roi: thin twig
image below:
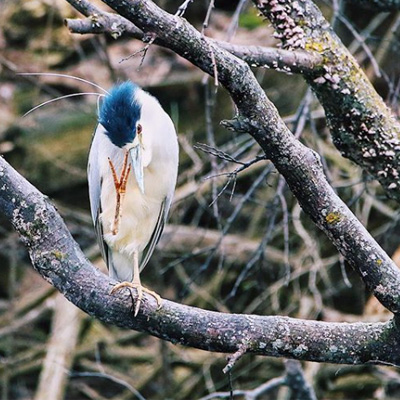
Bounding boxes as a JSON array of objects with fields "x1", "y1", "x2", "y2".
[
  {"x1": 195, "y1": 143, "x2": 246, "y2": 165},
  {"x1": 226, "y1": 0, "x2": 248, "y2": 41},
  {"x1": 223, "y1": 342, "x2": 249, "y2": 374},
  {"x1": 201, "y1": 0, "x2": 218, "y2": 87},
  {"x1": 176, "y1": 0, "x2": 194, "y2": 16}
]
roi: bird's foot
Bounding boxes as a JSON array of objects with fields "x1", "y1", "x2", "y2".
[{"x1": 110, "y1": 281, "x2": 163, "y2": 316}]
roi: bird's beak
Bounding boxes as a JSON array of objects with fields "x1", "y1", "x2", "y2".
[{"x1": 129, "y1": 141, "x2": 145, "y2": 194}]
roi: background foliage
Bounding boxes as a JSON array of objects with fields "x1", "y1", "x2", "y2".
[{"x1": 1, "y1": 0, "x2": 400, "y2": 398}]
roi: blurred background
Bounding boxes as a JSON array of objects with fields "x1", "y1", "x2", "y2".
[{"x1": 1, "y1": 0, "x2": 400, "y2": 399}]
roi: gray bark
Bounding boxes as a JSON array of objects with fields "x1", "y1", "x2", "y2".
[{"x1": 1, "y1": 155, "x2": 400, "y2": 366}]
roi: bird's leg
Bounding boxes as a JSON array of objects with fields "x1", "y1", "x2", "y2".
[
  {"x1": 108, "y1": 151, "x2": 131, "y2": 235},
  {"x1": 131, "y1": 251, "x2": 163, "y2": 316},
  {"x1": 116, "y1": 154, "x2": 131, "y2": 233},
  {"x1": 110, "y1": 251, "x2": 163, "y2": 317}
]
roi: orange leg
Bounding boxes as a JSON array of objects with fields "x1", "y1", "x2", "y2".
[{"x1": 108, "y1": 151, "x2": 131, "y2": 235}]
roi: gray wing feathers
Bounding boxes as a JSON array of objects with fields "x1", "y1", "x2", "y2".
[
  {"x1": 139, "y1": 196, "x2": 171, "y2": 271},
  {"x1": 88, "y1": 125, "x2": 102, "y2": 223},
  {"x1": 94, "y1": 208, "x2": 109, "y2": 266},
  {"x1": 88, "y1": 124, "x2": 110, "y2": 268}
]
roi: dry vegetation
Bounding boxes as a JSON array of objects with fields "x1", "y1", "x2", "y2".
[{"x1": 1, "y1": 0, "x2": 400, "y2": 399}]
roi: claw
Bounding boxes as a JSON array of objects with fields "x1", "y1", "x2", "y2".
[{"x1": 110, "y1": 281, "x2": 163, "y2": 316}]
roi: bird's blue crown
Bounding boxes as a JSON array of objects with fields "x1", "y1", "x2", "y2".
[{"x1": 99, "y1": 81, "x2": 141, "y2": 148}]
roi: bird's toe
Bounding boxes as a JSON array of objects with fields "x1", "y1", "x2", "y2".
[
  {"x1": 109, "y1": 281, "x2": 162, "y2": 316},
  {"x1": 109, "y1": 280, "x2": 135, "y2": 295}
]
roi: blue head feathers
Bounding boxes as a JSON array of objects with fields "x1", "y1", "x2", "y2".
[{"x1": 99, "y1": 81, "x2": 141, "y2": 148}]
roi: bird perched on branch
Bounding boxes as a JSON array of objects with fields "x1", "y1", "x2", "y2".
[{"x1": 88, "y1": 81, "x2": 179, "y2": 316}]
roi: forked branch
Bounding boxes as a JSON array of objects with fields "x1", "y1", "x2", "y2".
[
  {"x1": 83, "y1": 0, "x2": 400, "y2": 315},
  {"x1": 1, "y1": 157, "x2": 400, "y2": 366}
]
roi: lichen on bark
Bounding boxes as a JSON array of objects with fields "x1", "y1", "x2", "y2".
[{"x1": 255, "y1": 0, "x2": 400, "y2": 202}]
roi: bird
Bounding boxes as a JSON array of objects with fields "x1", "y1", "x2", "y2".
[{"x1": 88, "y1": 81, "x2": 179, "y2": 316}]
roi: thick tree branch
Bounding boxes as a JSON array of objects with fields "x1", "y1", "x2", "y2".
[
  {"x1": 64, "y1": 1, "x2": 323, "y2": 75},
  {"x1": 254, "y1": 0, "x2": 400, "y2": 202},
  {"x1": 216, "y1": 42, "x2": 323, "y2": 74},
  {"x1": 1, "y1": 157, "x2": 400, "y2": 366}
]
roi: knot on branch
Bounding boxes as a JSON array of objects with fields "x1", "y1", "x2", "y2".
[
  {"x1": 65, "y1": 15, "x2": 126, "y2": 39},
  {"x1": 221, "y1": 117, "x2": 252, "y2": 134}
]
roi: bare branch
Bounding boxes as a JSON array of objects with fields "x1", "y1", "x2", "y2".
[
  {"x1": 1, "y1": 156, "x2": 400, "y2": 366},
  {"x1": 176, "y1": 0, "x2": 194, "y2": 17},
  {"x1": 216, "y1": 42, "x2": 323, "y2": 74},
  {"x1": 223, "y1": 342, "x2": 249, "y2": 374},
  {"x1": 65, "y1": 0, "x2": 142, "y2": 39},
  {"x1": 64, "y1": 1, "x2": 323, "y2": 75},
  {"x1": 194, "y1": 143, "x2": 246, "y2": 165}
]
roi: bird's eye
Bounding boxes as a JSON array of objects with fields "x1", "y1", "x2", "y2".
[{"x1": 137, "y1": 124, "x2": 142, "y2": 134}]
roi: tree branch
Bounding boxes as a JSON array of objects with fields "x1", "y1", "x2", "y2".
[
  {"x1": 1, "y1": 156, "x2": 400, "y2": 366},
  {"x1": 254, "y1": 0, "x2": 400, "y2": 202},
  {"x1": 80, "y1": 0, "x2": 400, "y2": 314},
  {"x1": 64, "y1": 0, "x2": 323, "y2": 75},
  {"x1": 65, "y1": 2, "x2": 143, "y2": 39},
  {"x1": 216, "y1": 42, "x2": 323, "y2": 75}
]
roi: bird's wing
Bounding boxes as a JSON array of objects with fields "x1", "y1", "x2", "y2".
[
  {"x1": 94, "y1": 203, "x2": 110, "y2": 267},
  {"x1": 88, "y1": 124, "x2": 109, "y2": 267},
  {"x1": 139, "y1": 195, "x2": 171, "y2": 271}
]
